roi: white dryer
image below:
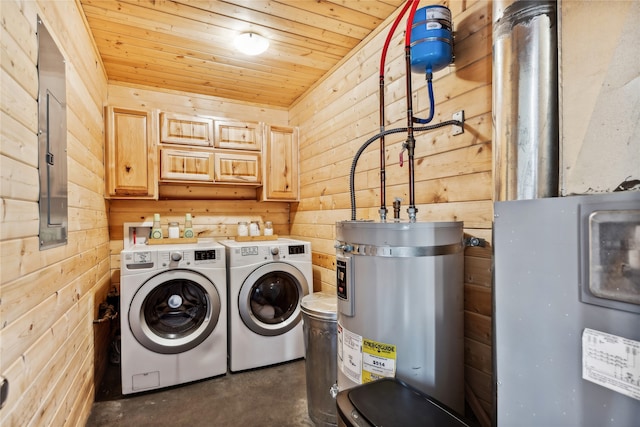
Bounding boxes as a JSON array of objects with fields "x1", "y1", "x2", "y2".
[
  {"x1": 220, "y1": 238, "x2": 312, "y2": 372},
  {"x1": 120, "y1": 240, "x2": 227, "y2": 395}
]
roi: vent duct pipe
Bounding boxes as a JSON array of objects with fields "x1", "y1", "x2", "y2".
[{"x1": 492, "y1": 0, "x2": 559, "y2": 201}]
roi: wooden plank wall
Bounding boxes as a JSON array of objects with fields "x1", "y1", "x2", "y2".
[
  {"x1": 289, "y1": 0, "x2": 494, "y2": 421},
  {"x1": 106, "y1": 84, "x2": 292, "y2": 293},
  {"x1": 0, "y1": 0, "x2": 109, "y2": 426}
]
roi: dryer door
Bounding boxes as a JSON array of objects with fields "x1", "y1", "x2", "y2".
[
  {"x1": 129, "y1": 269, "x2": 222, "y2": 354},
  {"x1": 239, "y1": 262, "x2": 309, "y2": 336}
]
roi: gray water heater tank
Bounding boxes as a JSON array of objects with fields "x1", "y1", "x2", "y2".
[{"x1": 335, "y1": 220, "x2": 464, "y2": 414}]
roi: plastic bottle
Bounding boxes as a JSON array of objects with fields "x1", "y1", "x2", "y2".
[
  {"x1": 168, "y1": 222, "x2": 180, "y2": 238},
  {"x1": 264, "y1": 221, "x2": 273, "y2": 236},
  {"x1": 184, "y1": 213, "x2": 194, "y2": 239},
  {"x1": 238, "y1": 221, "x2": 249, "y2": 236},
  {"x1": 249, "y1": 221, "x2": 260, "y2": 236},
  {"x1": 151, "y1": 213, "x2": 163, "y2": 239}
]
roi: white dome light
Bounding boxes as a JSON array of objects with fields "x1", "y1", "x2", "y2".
[{"x1": 234, "y1": 33, "x2": 269, "y2": 56}]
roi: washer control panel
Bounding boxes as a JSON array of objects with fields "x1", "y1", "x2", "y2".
[
  {"x1": 195, "y1": 249, "x2": 218, "y2": 262},
  {"x1": 156, "y1": 249, "x2": 222, "y2": 267},
  {"x1": 132, "y1": 251, "x2": 152, "y2": 264},
  {"x1": 122, "y1": 250, "x2": 156, "y2": 271},
  {"x1": 159, "y1": 250, "x2": 191, "y2": 267},
  {"x1": 122, "y1": 245, "x2": 224, "y2": 273}
]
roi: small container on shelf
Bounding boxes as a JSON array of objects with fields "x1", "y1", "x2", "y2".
[
  {"x1": 151, "y1": 213, "x2": 163, "y2": 240},
  {"x1": 168, "y1": 222, "x2": 180, "y2": 239},
  {"x1": 249, "y1": 221, "x2": 260, "y2": 236},
  {"x1": 184, "y1": 213, "x2": 194, "y2": 238},
  {"x1": 264, "y1": 221, "x2": 273, "y2": 236},
  {"x1": 238, "y1": 221, "x2": 249, "y2": 237}
]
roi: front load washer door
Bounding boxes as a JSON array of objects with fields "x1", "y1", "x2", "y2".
[
  {"x1": 239, "y1": 262, "x2": 309, "y2": 336},
  {"x1": 129, "y1": 269, "x2": 221, "y2": 354}
]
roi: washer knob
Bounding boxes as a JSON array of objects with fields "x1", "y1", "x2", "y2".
[
  {"x1": 171, "y1": 252, "x2": 182, "y2": 261},
  {"x1": 270, "y1": 247, "x2": 279, "y2": 255}
]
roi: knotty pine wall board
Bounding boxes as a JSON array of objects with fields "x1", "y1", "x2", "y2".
[
  {"x1": 0, "y1": 112, "x2": 39, "y2": 168},
  {"x1": 108, "y1": 199, "x2": 290, "y2": 238},
  {"x1": 1, "y1": 307, "x2": 91, "y2": 427},
  {"x1": 0, "y1": 1, "x2": 109, "y2": 425},
  {"x1": 298, "y1": 111, "x2": 492, "y2": 204},
  {"x1": 158, "y1": 184, "x2": 259, "y2": 200},
  {"x1": 298, "y1": 172, "x2": 492, "y2": 215},
  {"x1": 466, "y1": 366, "x2": 492, "y2": 413},
  {"x1": 296, "y1": 85, "x2": 492, "y2": 201},
  {"x1": 107, "y1": 84, "x2": 288, "y2": 123},
  {"x1": 465, "y1": 338, "x2": 492, "y2": 377}
]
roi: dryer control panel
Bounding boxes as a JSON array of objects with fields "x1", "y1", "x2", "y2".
[
  {"x1": 195, "y1": 249, "x2": 218, "y2": 262},
  {"x1": 288, "y1": 244, "x2": 306, "y2": 255}
]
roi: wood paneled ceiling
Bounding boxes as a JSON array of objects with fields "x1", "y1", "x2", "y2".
[{"x1": 80, "y1": 0, "x2": 406, "y2": 108}]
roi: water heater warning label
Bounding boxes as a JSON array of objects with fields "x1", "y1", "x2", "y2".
[
  {"x1": 338, "y1": 324, "x2": 363, "y2": 384},
  {"x1": 582, "y1": 328, "x2": 640, "y2": 401},
  {"x1": 338, "y1": 323, "x2": 397, "y2": 385}
]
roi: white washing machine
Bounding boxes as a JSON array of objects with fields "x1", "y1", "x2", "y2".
[
  {"x1": 220, "y1": 238, "x2": 312, "y2": 372},
  {"x1": 120, "y1": 240, "x2": 227, "y2": 395}
]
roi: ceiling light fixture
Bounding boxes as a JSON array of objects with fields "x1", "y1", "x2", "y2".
[{"x1": 234, "y1": 32, "x2": 269, "y2": 56}]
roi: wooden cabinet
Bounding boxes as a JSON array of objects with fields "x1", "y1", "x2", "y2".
[
  {"x1": 160, "y1": 112, "x2": 213, "y2": 146},
  {"x1": 105, "y1": 106, "x2": 157, "y2": 199},
  {"x1": 106, "y1": 108, "x2": 294, "y2": 195},
  {"x1": 214, "y1": 152, "x2": 261, "y2": 183},
  {"x1": 261, "y1": 125, "x2": 299, "y2": 201},
  {"x1": 214, "y1": 120, "x2": 261, "y2": 151},
  {"x1": 160, "y1": 149, "x2": 214, "y2": 182},
  {"x1": 158, "y1": 113, "x2": 262, "y2": 186}
]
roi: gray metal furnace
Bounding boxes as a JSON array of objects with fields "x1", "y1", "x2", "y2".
[{"x1": 335, "y1": 220, "x2": 465, "y2": 414}]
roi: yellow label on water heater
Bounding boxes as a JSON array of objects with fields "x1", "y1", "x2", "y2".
[{"x1": 362, "y1": 338, "x2": 397, "y2": 383}]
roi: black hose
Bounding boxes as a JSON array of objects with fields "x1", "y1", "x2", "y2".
[{"x1": 349, "y1": 119, "x2": 463, "y2": 220}]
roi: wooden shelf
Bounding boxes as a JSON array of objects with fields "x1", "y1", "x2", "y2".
[
  {"x1": 234, "y1": 234, "x2": 278, "y2": 242},
  {"x1": 148, "y1": 237, "x2": 198, "y2": 245}
]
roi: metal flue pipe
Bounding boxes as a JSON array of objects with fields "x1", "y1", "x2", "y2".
[{"x1": 493, "y1": 0, "x2": 559, "y2": 200}]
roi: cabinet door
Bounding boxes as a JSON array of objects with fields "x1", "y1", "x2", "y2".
[
  {"x1": 214, "y1": 152, "x2": 261, "y2": 184},
  {"x1": 105, "y1": 106, "x2": 157, "y2": 198},
  {"x1": 160, "y1": 149, "x2": 215, "y2": 182},
  {"x1": 262, "y1": 125, "x2": 299, "y2": 201},
  {"x1": 161, "y1": 112, "x2": 213, "y2": 146},
  {"x1": 214, "y1": 120, "x2": 261, "y2": 151}
]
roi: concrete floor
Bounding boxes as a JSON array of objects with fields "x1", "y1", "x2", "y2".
[{"x1": 86, "y1": 359, "x2": 314, "y2": 427}]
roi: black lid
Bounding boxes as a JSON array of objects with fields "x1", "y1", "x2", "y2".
[{"x1": 347, "y1": 378, "x2": 471, "y2": 427}]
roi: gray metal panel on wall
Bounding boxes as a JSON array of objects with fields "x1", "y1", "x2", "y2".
[
  {"x1": 494, "y1": 193, "x2": 640, "y2": 426},
  {"x1": 37, "y1": 17, "x2": 68, "y2": 249}
]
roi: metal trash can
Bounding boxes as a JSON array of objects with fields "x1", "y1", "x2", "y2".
[{"x1": 301, "y1": 292, "x2": 338, "y2": 426}]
